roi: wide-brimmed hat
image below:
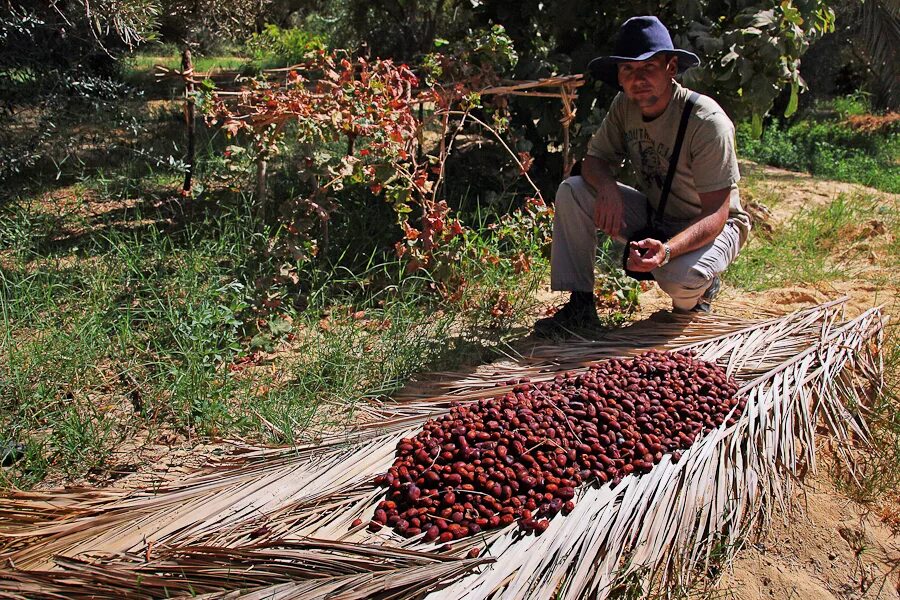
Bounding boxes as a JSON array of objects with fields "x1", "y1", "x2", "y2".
[{"x1": 588, "y1": 16, "x2": 700, "y2": 87}]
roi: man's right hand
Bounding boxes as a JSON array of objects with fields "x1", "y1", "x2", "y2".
[{"x1": 593, "y1": 185, "x2": 625, "y2": 238}]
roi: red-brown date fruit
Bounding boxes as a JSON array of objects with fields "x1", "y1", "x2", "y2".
[{"x1": 373, "y1": 350, "x2": 741, "y2": 540}]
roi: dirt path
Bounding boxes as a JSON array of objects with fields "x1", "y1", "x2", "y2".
[{"x1": 727, "y1": 474, "x2": 900, "y2": 600}]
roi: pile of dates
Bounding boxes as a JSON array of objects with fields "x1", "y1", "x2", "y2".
[{"x1": 370, "y1": 350, "x2": 745, "y2": 541}]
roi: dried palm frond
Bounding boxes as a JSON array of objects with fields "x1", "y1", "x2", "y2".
[
  {"x1": 860, "y1": 0, "x2": 900, "y2": 108},
  {"x1": 0, "y1": 542, "x2": 489, "y2": 600},
  {"x1": 0, "y1": 300, "x2": 887, "y2": 600}
]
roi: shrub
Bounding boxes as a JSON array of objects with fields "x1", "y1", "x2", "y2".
[
  {"x1": 829, "y1": 91, "x2": 871, "y2": 118},
  {"x1": 245, "y1": 25, "x2": 326, "y2": 70},
  {"x1": 737, "y1": 100, "x2": 900, "y2": 193}
]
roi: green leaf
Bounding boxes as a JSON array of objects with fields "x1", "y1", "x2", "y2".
[
  {"x1": 784, "y1": 80, "x2": 799, "y2": 118},
  {"x1": 268, "y1": 317, "x2": 292, "y2": 336},
  {"x1": 751, "y1": 112, "x2": 763, "y2": 138},
  {"x1": 250, "y1": 333, "x2": 274, "y2": 352},
  {"x1": 780, "y1": 0, "x2": 804, "y2": 26}
]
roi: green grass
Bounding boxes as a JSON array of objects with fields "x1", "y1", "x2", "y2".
[
  {"x1": 724, "y1": 192, "x2": 899, "y2": 291},
  {"x1": 0, "y1": 163, "x2": 551, "y2": 488},
  {"x1": 828, "y1": 92, "x2": 872, "y2": 119},
  {"x1": 0, "y1": 69, "x2": 561, "y2": 488},
  {"x1": 122, "y1": 25, "x2": 324, "y2": 81},
  {"x1": 123, "y1": 53, "x2": 249, "y2": 78}
]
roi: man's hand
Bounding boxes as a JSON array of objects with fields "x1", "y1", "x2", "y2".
[
  {"x1": 593, "y1": 185, "x2": 626, "y2": 238},
  {"x1": 626, "y1": 238, "x2": 667, "y2": 272}
]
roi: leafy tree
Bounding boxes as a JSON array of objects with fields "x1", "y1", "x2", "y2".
[
  {"x1": 157, "y1": 0, "x2": 274, "y2": 50},
  {"x1": 684, "y1": 0, "x2": 836, "y2": 133},
  {"x1": 331, "y1": 0, "x2": 836, "y2": 186},
  {"x1": 0, "y1": 0, "x2": 159, "y2": 183},
  {"x1": 342, "y1": 0, "x2": 474, "y2": 61},
  {"x1": 0, "y1": 1, "x2": 159, "y2": 74}
]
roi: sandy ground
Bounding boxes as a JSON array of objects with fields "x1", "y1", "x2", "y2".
[{"x1": 723, "y1": 469, "x2": 900, "y2": 600}]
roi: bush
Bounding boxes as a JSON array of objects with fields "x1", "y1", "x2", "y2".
[
  {"x1": 737, "y1": 101, "x2": 900, "y2": 193},
  {"x1": 829, "y1": 91, "x2": 871, "y2": 119},
  {"x1": 245, "y1": 25, "x2": 326, "y2": 70}
]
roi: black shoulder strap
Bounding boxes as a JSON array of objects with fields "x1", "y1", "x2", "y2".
[{"x1": 653, "y1": 91, "x2": 699, "y2": 227}]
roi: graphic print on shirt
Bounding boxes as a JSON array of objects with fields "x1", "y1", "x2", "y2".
[{"x1": 624, "y1": 127, "x2": 670, "y2": 194}]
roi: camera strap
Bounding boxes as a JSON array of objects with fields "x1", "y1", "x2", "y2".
[{"x1": 651, "y1": 91, "x2": 699, "y2": 230}]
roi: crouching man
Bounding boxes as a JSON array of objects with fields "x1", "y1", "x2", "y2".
[{"x1": 535, "y1": 16, "x2": 751, "y2": 335}]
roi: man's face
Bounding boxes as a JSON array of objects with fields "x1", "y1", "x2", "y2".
[{"x1": 617, "y1": 55, "x2": 678, "y2": 117}]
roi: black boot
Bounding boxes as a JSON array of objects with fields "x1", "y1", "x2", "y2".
[{"x1": 533, "y1": 291, "x2": 601, "y2": 336}]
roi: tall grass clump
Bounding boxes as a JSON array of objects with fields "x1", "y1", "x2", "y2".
[
  {"x1": 725, "y1": 192, "x2": 898, "y2": 290},
  {"x1": 0, "y1": 174, "x2": 552, "y2": 488},
  {"x1": 0, "y1": 196, "x2": 259, "y2": 484}
]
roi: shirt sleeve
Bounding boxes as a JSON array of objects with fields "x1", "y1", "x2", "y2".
[
  {"x1": 689, "y1": 111, "x2": 741, "y2": 194},
  {"x1": 585, "y1": 92, "x2": 627, "y2": 167}
]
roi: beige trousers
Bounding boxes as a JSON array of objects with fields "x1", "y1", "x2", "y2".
[{"x1": 550, "y1": 176, "x2": 743, "y2": 311}]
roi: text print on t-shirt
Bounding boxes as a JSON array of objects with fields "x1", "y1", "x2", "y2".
[{"x1": 624, "y1": 127, "x2": 670, "y2": 192}]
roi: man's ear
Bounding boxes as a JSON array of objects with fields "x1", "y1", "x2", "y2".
[{"x1": 667, "y1": 56, "x2": 678, "y2": 76}]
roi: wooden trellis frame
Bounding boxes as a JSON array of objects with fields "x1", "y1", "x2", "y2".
[
  {"x1": 155, "y1": 60, "x2": 588, "y2": 192},
  {"x1": 479, "y1": 74, "x2": 586, "y2": 178}
]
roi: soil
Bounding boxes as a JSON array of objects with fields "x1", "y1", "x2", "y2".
[{"x1": 726, "y1": 474, "x2": 900, "y2": 600}]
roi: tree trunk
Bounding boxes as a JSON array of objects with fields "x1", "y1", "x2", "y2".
[
  {"x1": 181, "y1": 48, "x2": 196, "y2": 200},
  {"x1": 256, "y1": 158, "x2": 268, "y2": 225}
]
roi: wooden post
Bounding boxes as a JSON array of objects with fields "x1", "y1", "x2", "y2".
[
  {"x1": 256, "y1": 157, "x2": 268, "y2": 224},
  {"x1": 181, "y1": 48, "x2": 196, "y2": 198},
  {"x1": 560, "y1": 83, "x2": 577, "y2": 179}
]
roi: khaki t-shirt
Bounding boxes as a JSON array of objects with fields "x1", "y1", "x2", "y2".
[{"x1": 586, "y1": 82, "x2": 751, "y2": 243}]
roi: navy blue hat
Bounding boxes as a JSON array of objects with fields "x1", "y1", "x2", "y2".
[{"x1": 588, "y1": 16, "x2": 701, "y2": 87}]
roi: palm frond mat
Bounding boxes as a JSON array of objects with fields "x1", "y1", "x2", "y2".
[{"x1": 0, "y1": 298, "x2": 888, "y2": 599}]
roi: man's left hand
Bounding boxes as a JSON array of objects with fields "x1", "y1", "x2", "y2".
[{"x1": 626, "y1": 238, "x2": 666, "y2": 272}]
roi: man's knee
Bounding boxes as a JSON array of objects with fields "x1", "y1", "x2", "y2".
[
  {"x1": 655, "y1": 267, "x2": 710, "y2": 295},
  {"x1": 656, "y1": 263, "x2": 709, "y2": 289},
  {"x1": 554, "y1": 176, "x2": 592, "y2": 219}
]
